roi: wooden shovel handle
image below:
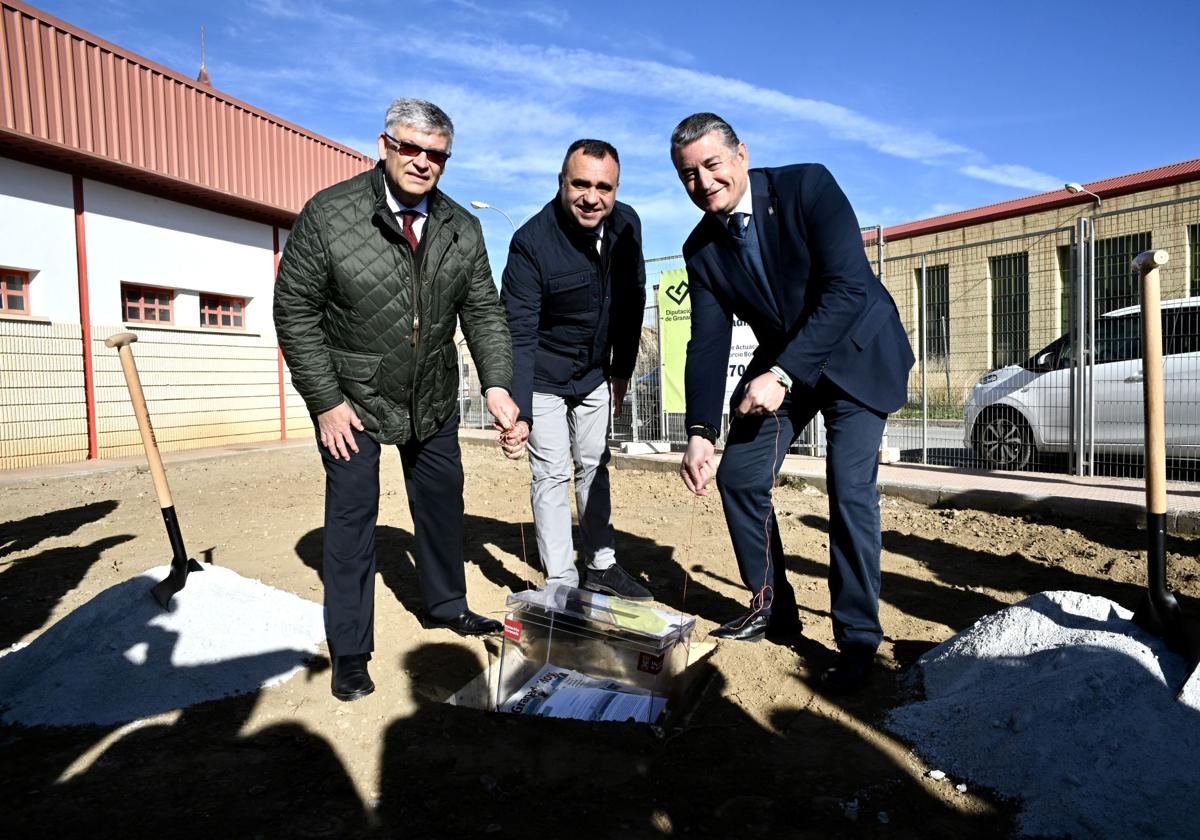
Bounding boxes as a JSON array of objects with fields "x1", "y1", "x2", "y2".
[
  {"x1": 1135, "y1": 249, "x2": 1169, "y2": 516},
  {"x1": 108, "y1": 333, "x2": 174, "y2": 509}
]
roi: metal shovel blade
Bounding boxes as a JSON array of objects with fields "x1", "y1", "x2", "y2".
[{"x1": 150, "y1": 557, "x2": 204, "y2": 609}]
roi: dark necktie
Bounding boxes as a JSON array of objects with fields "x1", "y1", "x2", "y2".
[
  {"x1": 400, "y1": 210, "x2": 421, "y2": 251},
  {"x1": 727, "y1": 212, "x2": 747, "y2": 240}
]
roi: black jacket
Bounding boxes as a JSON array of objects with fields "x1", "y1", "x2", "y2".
[{"x1": 501, "y1": 198, "x2": 646, "y2": 425}]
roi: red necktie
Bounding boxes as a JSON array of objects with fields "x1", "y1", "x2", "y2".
[{"x1": 400, "y1": 210, "x2": 421, "y2": 251}]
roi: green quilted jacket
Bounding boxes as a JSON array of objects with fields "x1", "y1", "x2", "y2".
[{"x1": 274, "y1": 163, "x2": 513, "y2": 443}]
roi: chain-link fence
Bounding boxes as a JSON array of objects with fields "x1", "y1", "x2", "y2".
[{"x1": 461, "y1": 196, "x2": 1200, "y2": 484}]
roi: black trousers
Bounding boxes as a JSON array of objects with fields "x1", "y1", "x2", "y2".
[{"x1": 317, "y1": 413, "x2": 467, "y2": 657}]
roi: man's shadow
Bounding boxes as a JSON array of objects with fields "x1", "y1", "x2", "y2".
[
  {"x1": 375, "y1": 642, "x2": 1012, "y2": 837},
  {"x1": 2, "y1": 625, "x2": 369, "y2": 839},
  {"x1": 0, "y1": 500, "x2": 129, "y2": 650}
]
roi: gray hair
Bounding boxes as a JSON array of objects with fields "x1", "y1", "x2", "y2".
[
  {"x1": 670, "y1": 112, "x2": 739, "y2": 154},
  {"x1": 383, "y1": 98, "x2": 455, "y2": 148}
]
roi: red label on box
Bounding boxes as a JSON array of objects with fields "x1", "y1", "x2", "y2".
[
  {"x1": 503, "y1": 617, "x2": 523, "y2": 641},
  {"x1": 637, "y1": 652, "x2": 664, "y2": 674}
]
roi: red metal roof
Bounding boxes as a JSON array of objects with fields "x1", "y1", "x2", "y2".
[
  {"x1": 0, "y1": 0, "x2": 374, "y2": 225},
  {"x1": 877, "y1": 158, "x2": 1200, "y2": 243}
]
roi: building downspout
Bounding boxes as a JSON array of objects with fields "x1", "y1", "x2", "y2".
[
  {"x1": 273, "y1": 225, "x2": 287, "y2": 440},
  {"x1": 73, "y1": 175, "x2": 98, "y2": 460}
]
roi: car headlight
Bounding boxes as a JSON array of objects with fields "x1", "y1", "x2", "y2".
[{"x1": 979, "y1": 373, "x2": 998, "y2": 385}]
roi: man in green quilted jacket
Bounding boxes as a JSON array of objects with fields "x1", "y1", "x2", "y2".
[{"x1": 274, "y1": 98, "x2": 519, "y2": 702}]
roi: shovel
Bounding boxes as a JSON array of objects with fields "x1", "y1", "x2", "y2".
[
  {"x1": 1129, "y1": 250, "x2": 1200, "y2": 667},
  {"x1": 105, "y1": 332, "x2": 203, "y2": 608}
]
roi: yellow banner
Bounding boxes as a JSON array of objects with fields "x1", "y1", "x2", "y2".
[{"x1": 656, "y1": 268, "x2": 691, "y2": 414}]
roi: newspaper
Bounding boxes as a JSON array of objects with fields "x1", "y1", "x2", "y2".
[
  {"x1": 499, "y1": 663, "x2": 667, "y2": 723},
  {"x1": 507, "y1": 586, "x2": 693, "y2": 641}
]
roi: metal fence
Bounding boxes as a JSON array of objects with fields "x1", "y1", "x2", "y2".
[
  {"x1": 460, "y1": 197, "x2": 1200, "y2": 484},
  {"x1": 884, "y1": 194, "x2": 1200, "y2": 481}
]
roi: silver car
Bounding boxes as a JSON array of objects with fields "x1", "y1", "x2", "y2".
[{"x1": 964, "y1": 296, "x2": 1200, "y2": 469}]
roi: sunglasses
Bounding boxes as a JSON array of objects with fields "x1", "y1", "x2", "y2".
[{"x1": 382, "y1": 133, "x2": 451, "y2": 166}]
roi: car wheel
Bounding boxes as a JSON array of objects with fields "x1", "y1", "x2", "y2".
[{"x1": 976, "y1": 408, "x2": 1035, "y2": 470}]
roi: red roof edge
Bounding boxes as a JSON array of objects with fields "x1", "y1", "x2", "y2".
[
  {"x1": 5, "y1": 0, "x2": 370, "y2": 161},
  {"x1": 870, "y1": 158, "x2": 1200, "y2": 244}
]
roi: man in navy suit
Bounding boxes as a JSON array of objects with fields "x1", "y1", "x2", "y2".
[{"x1": 670, "y1": 113, "x2": 914, "y2": 692}]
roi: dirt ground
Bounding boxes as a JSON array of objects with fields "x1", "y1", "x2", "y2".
[{"x1": 2, "y1": 438, "x2": 1198, "y2": 839}]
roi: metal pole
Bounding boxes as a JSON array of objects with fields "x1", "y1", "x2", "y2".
[
  {"x1": 1080, "y1": 219, "x2": 1089, "y2": 475},
  {"x1": 655, "y1": 297, "x2": 666, "y2": 443},
  {"x1": 630, "y1": 365, "x2": 639, "y2": 442},
  {"x1": 920, "y1": 255, "x2": 928, "y2": 463},
  {"x1": 941, "y1": 314, "x2": 950, "y2": 405},
  {"x1": 1086, "y1": 216, "x2": 1096, "y2": 475}
]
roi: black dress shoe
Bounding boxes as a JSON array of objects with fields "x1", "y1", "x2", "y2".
[
  {"x1": 710, "y1": 612, "x2": 772, "y2": 642},
  {"x1": 819, "y1": 647, "x2": 876, "y2": 694},
  {"x1": 710, "y1": 609, "x2": 803, "y2": 643},
  {"x1": 425, "y1": 609, "x2": 503, "y2": 637},
  {"x1": 331, "y1": 654, "x2": 374, "y2": 702}
]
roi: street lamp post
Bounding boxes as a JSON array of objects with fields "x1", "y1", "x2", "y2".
[
  {"x1": 1064, "y1": 182, "x2": 1102, "y2": 476},
  {"x1": 466, "y1": 200, "x2": 517, "y2": 431},
  {"x1": 470, "y1": 200, "x2": 517, "y2": 233}
]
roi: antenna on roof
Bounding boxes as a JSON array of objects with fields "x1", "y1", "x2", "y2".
[{"x1": 196, "y1": 25, "x2": 211, "y2": 86}]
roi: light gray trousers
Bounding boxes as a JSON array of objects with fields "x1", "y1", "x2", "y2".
[{"x1": 527, "y1": 381, "x2": 616, "y2": 586}]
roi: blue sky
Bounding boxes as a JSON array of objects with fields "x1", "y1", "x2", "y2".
[{"x1": 35, "y1": 0, "x2": 1200, "y2": 281}]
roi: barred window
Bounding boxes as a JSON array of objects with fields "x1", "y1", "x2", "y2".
[
  {"x1": 915, "y1": 263, "x2": 950, "y2": 360},
  {"x1": 1, "y1": 269, "x2": 30, "y2": 315},
  {"x1": 1189, "y1": 224, "x2": 1200, "y2": 297},
  {"x1": 991, "y1": 252, "x2": 1029, "y2": 368},
  {"x1": 123, "y1": 284, "x2": 173, "y2": 324},
  {"x1": 1057, "y1": 244, "x2": 1073, "y2": 336},
  {"x1": 1095, "y1": 232, "x2": 1151, "y2": 315},
  {"x1": 200, "y1": 294, "x2": 246, "y2": 330}
]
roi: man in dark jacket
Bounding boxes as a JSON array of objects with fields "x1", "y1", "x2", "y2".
[
  {"x1": 499, "y1": 139, "x2": 651, "y2": 600},
  {"x1": 671, "y1": 113, "x2": 915, "y2": 692},
  {"x1": 274, "y1": 98, "x2": 519, "y2": 702}
]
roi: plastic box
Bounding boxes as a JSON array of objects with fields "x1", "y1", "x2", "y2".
[{"x1": 494, "y1": 585, "x2": 696, "y2": 723}]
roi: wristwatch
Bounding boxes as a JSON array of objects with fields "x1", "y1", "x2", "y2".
[
  {"x1": 769, "y1": 365, "x2": 793, "y2": 391},
  {"x1": 686, "y1": 422, "x2": 718, "y2": 444}
]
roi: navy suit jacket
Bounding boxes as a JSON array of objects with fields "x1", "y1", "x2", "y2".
[{"x1": 682, "y1": 165, "x2": 914, "y2": 429}]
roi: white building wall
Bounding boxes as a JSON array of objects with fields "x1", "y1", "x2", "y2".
[
  {"x1": 0, "y1": 157, "x2": 79, "y2": 323},
  {"x1": 83, "y1": 180, "x2": 278, "y2": 334}
]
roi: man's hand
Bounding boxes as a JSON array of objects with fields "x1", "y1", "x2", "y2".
[
  {"x1": 610, "y1": 377, "x2": 630, "y2": 418},
  {"x1": 735, "y1": 372, "x2": 787, "y2": 417},
  {"x1": 317, "y1": 401, "x2": 364, "y2": 460},
  {"x1": 500, "y1": 419, "x2": 529, "y2": 460},
  {"x1": 680, "y1": 436, "x2": 716, "y2": 497},
  {"x1": 487, "y1": 389, "x2": 520, "y2": 433}
]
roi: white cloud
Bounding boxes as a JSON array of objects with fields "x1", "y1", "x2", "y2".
[
  {"x1": 520, "y1": 6, "x2": 569, "y2": 28},
  {"x1": 959, "y1": 164, "x2": 1062, "y2": 192},
  {"x1": 211, "y1": 5, "x2": 1062, "y2": 220}
]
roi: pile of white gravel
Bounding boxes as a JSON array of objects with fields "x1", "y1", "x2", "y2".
[
  {"x1": 0, "y1": 564, "x2": 324, "y2": 727},
  {"x1": 888, "y1": 590, "x2": 1200, "y2": 839}
]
